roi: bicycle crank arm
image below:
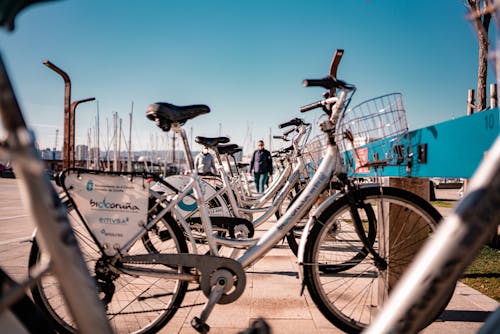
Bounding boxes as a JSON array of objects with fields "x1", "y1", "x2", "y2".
[
  {"x1": 120, "y1": 253, "x2": 246, "y2": 304},
  {"x1": 121, "y1": 253, "x2": 246, "y2": 334}
]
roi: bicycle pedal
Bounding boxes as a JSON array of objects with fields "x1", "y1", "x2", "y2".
[{"x1": 191, "y1": 316, "x2": 210, "y2": 333}]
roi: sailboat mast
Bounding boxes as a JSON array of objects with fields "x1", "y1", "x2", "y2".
[{"x1": 128, "y1": 102, "x2": 133, "y2": 172}]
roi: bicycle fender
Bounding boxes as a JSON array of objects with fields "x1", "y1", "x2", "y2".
[{"x1": 296, "y1": 190, "x2": 345, "y2": 265}]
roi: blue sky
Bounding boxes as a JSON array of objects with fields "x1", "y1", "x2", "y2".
[{"x1": 0, "y1": 0, "x2": 496, "y2": 156}]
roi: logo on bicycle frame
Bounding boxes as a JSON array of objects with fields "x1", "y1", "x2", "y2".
[
  {"x1": 86, "y1": 180, "x2": 94, "y2": 191},
  {"x1": 178, "y1": 189, "x2": 198, "y2": 211}
]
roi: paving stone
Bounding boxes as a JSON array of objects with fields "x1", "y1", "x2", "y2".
[{"x1": 1, "y1": 179, "x2": 498, "y2": 334}]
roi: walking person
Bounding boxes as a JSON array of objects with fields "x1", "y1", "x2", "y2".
[
  {"x1": 194, "y1": 147, "x2": 217, "y2": 175},
  {"x1": 250, "y1": 140, "x2": 273, "y2": 193}
]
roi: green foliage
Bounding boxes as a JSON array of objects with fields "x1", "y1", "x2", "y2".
[
  {"x1": 430, "y1": 200, "x2": 456, "y2": 208},
  {"x1": 461, "y1": 246, "x2": 500, "y2": 302}
]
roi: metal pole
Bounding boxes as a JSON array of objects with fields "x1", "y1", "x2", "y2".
[
  {"x1": 490, "y1": 83, "x2": 497, "y2": 108},
  {"x1": 269, "y1": 127, "x2": 272, "y2": 152},
  {"x1": 118, "y1": 117, "x2": 122, "y2": 171},
  {"x1": 467, "y1": 89, "x2": 475, "y2": 115},
  {"x1": 113, "y1": 112, "x2": 118, "y2": 171},
  {"x1": 128, "y1": 103, "x2": 133, "y2": 172},
  {"x1": 70, "y1": 98, "x2": 95, "y2": 168},
  {"x1": 43, "y1": 60, "x2": 71, "y2": 169},
  {"x1": 96, "y1": 101, "x2": 100, "y2": 169},
  {"x1": 172, "y1": 133, "x2": 176, "y2": 163}
]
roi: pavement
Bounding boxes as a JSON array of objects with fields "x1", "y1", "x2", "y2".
[{"x1": 0, "y1": 178, "x2": 498, "y2": 333}]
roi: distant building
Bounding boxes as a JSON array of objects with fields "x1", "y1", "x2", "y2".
[
  {"x1": 89, "y1": 147, "x2": 101, "y2": 161},
  {"x1": 76, "y1": 145, "x2": 89, "y2": 161},
  {"x1": 40, "y1": 148, "x2": 61, "y2": 160}
]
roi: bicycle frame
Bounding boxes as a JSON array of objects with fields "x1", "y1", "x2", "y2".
[
  {"x1": 243, "y1": 126, "x2": 311, "y2": 207},
  {"x1": 196, "y1": 95, "x2": 345, "y2": 267},
  {"x1": 217, "y1": 155, "x2": 306, "y2": 227},
  {"x1": 215, "y1": 123, "x2": 311, "y2": 209},
  {"x1": 236, "y1": 143, "x2": 343, "y2": 268},
  {"x1": 129, "y1": 94, "x2": 345, "y2": 269}
]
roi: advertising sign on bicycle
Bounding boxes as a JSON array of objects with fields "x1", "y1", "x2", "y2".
[{"x1": 65, "y1": 173, "x2": 150, "y2": 256}]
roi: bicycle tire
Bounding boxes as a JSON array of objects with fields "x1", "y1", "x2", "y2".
[
  {"x1": 1, "y1": 268, "x2": 55, "y2": 334},
  {"x1": 29, "y1": 202, "x2": 189, "y2": 334},
  {"x1": 303, "y1": 186, "x2": 453, "y2": 333}
]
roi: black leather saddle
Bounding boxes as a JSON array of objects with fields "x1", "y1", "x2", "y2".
[
  {"x1": 195, "y1": 136, "x2": 230, "y2": 147},
  {"x1": 218, "y1": 144, "x2": 240, "y2": 155},
  {"x1": 146, "y1": 102, "x2": 210, "y2": 131},
  {"x1": 237, "y1": 162, "x2": 249, "y2": 169}
]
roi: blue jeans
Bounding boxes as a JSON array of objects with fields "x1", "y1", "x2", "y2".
[{"x1": 253, "y1": 172, "x2": 269, "y2": 193}]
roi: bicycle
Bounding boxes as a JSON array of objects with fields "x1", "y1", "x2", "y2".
[
  {"x1": 202, "y1": 117, "x2": 310, "y2": 210},
  {"x1": 222, "y1": 121, "x2": 309, "y2": 203},
  {"x1": 142, "y1": 118, "x2": 312, "y2": 256},
  {"x1": 28, "y1": 49, "x2": 450, "y2": 334},
  {"x1": 0, "y1": 3, "x2": 113, "y2": 333}
]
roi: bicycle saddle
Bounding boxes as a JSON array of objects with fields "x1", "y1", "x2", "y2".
[
  {"x1": 217, "y1": 144, "x2": 240, "y2": 155},
  {"x1": 146, "y1": 102, "x2": 210, "y2": 131},
  {"x1": 195, "y1": 136, "x2": 230, "y2": 147},
  {"x1": 232, "y1": 147, "x2": 242, "y2": 154}
]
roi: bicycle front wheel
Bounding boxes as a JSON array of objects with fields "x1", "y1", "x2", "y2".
[
  {"x1": 303, "y1": 186, "x2": 451, "y2": 333},
  {"x1": 29, "y1": 202, "x2": 189, "y2": 334}
]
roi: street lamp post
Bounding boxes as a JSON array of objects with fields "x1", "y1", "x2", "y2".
[{"x1": 43, "y1": 60, "x2": 94, "y2": 169}]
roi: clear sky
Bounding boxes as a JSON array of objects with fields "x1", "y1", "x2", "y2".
[{"x1": 0, "y1": 0, "x2": 496, "y2": 156}]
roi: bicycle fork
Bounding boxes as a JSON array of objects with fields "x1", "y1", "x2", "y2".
[{"x1": 345, "y1": 188, "x2": 387, "y2": 270}]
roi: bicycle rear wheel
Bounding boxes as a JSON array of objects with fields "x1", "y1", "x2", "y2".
[
  {"x1": 29, "y1": 202, "x2": 189, "y2": 334},
  {"x1": 303, "y1": 186, "x2": 453, "y2": 333}
]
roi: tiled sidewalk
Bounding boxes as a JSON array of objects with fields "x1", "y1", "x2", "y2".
[{"x1": 0, "y1": 178, "x2": 498, "y2": 333}]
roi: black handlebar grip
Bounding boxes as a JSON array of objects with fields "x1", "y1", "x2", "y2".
[
  {"x1": 283, "y1": 128, "x2": 295, "y2": 136},
  {"x1": 302, "y1": 76, "x2": 336, "y2": 88},
  {"x1": 300, "y1": 100, "x2": 323, "y2": 113},
  {"x1": 279, "y1": 117, "x2": 303, "y2": 129},
  {"x1": 303, "y1": 76, "x2": 354, "y2": 92}
]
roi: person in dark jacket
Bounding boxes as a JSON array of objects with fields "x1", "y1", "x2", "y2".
[
  {"x1": 250, "y1": 140, "x2": 273, "y2": 193},
  {"x1": 194, "y1": 147, "x2": 217, "y2": 175}
]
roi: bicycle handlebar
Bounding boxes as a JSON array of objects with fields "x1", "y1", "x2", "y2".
[
  {"x1": 273, "y1": 135, "x2": 290, "y2": 141},
  {"x1": 300, "y1": 100, "x2": 323, "y2": 113},
  {"x1": 302, "y1": 76, "x2": 354, "y2": 91},
  {"x1": 278, "y1": 117, "x2": 305, "y2": 129},
  {"x1": 300, "y1": 97, "x2": 339, "y2": 113},
  {"x1": 283, "y1": 128, "x2": 295, "y2": 136}
]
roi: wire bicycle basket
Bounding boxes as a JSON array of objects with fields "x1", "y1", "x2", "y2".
[
  {"x1": 302, "y1": 134, "x2": 327, "y2": 176},
  {"x1": 335, "y1": 93, "x2": 410, "y2": 175}
]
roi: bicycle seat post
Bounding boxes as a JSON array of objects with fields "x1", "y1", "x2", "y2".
[{"x1": 172, "y1": 124, "x2": 195, "y2": 172}]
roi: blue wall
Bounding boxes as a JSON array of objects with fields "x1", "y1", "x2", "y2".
[{"x1": 342, "y1": 108, "x2": 499, "y2": 178}]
